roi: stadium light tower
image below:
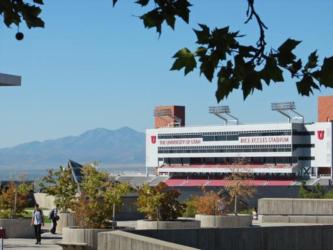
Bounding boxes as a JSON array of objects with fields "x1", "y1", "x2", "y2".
[
  {"x1": 0, "y1": 73, "x2": 21, "y2": 86},
  {"x1": 209, "y1": 106, "x2": 239, "y2": 125},
  {"x1": 271, "y1": 101, "x2": 304, "y2": 123}
]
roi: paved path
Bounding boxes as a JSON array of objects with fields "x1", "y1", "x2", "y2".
[{"x1": 2, "y1": 233, "x2": 62, "y2": 250}]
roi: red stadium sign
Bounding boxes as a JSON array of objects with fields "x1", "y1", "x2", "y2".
[
  {"x1": 159, "y1": 139, "x2": 202, "y2": 146},
  {"x1": 239, "y1": 136, "x2": 290, "y2": 145},
  {"x1": 317, "y1": 130, "x2": 325, "y2": 140},
  {"x1": 151, "y1": 135, "x2": 157, "y2": 144}
]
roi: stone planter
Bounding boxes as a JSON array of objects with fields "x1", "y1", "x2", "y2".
[
  {"x1": 57, "y1": 212, "x2": 76, "y2": 234},
  {"x1": 136, "y1": 219, "x2": 200, "y2": 230},
  {"x1": 0, "y1": 218, "x2": 34, "y2": 238},
  {"x1": 195, "y1": 214, "x2": 252, "y2": 228},
  {"x1": 62, "y1": 227, "x2": 112, "y2": 250}
]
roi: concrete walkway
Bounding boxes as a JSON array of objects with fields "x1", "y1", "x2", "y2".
[{"x1": 2, "y1": 233, "x2": 62, "y2": 250}]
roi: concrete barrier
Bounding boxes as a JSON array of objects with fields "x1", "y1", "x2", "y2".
[
  {"x1": 0, "y1": 219, "x2": 34, "y2": 238},
  {"x1": 260, "y1": 215, "x2": 333, "y2": 224},
  {"x1": 57, "y1": 213, "x2": 77, "y2": 234},
  {"x1": 98, "y1": 230, "x2": 199, "y2": 250},
  {"x1": 33, "y1": 193, "x2": 56, "y2": 209},
  {"x1": 195, "y1": 214, "x2": 252, "y2": 228},
  {"x1": 136, "y1": 220, "x2": 200, "y2": 230},
  {"x1": 258, "y1": 198, "x2": 333, "y2": 215},
  {"x1": 62, "y1": 227, "x2": 112, "y2": 250},
  {"x1": 258, "y1": 198, "x2": 333, "y2": 224},
  {"x1": 131, "y1": 225, "x2": 333, "y2": 250}
]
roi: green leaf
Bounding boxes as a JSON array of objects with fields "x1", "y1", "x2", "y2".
[
  {"x1": 318, "y1": 57, "x2": 333, "y2": 87},
  {"x1": 260, "y1": 56, "x2": 284, "y2": 84},
  {"x1": 33, "y1": 0, "x2": 44, "y2": 4},
  {"x1": 277, "y1": 38, "x2": 301, "y2": 66},
  {"x1": 174, "y1": 0, "x2": 191, "y2": 24},
  {"x1": 305, "y1": 50, "x2": 318, "y2": 69},
  {"x1": 215, "y1": 61, "x2": 238, "y2": 102},
  {"x1": 289, "y1": 59, "x2": 302, "y2": 77},
  {"x1": 171, "y1": 48, "x2": 196, "y2": 75},
  {"x1": 242, "y1": 71, "x2": 262, "y2": 99},
  {"x1": 135, "y1": 0, "x2": 149, "y2": 6},
  {"x1": 278, "y1": 38, "x2": 301, "y2": 54},
  {"x1": 194, "y1": 24, "x2": 210, "y2": 45},
  {"x1": 199, "y1": 54, "x2": 218, "y2": 82},
  {"x1": 296, "y1": 75, "x2": 319, "y2": 96},
  {"x1": 140, "y1": 10, "x2": 163, "y2": 33}
]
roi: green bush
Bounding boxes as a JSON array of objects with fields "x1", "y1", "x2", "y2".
[
  {"x1": 299, "y1": 182, "x2": 326, "y2": 198},
  {"x1": 182, "y1": 197, "x2": 198, "y2": 217},
  {"x1": 137, "y1": 183, "x2": 184, "y2": 221},
  {"x1": 0, "y1": 182, "x2": 32, "y2": 218}
]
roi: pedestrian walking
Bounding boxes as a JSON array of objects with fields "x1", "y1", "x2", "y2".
[
  {"x1": 31, "y1": 204, "x2": 44, "y2": 245},
  {"x1": 49, "y1": 204, "x2": 60, "y2": 234}
]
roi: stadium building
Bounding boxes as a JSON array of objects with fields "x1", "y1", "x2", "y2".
[{"x1": 146, "y1": 97, "x2": 333, "y2": 187}]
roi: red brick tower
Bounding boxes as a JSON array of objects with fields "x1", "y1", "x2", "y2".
[
  {"x1": 154, "y1": 106, "x2": 185, "y2": 128},
  {"x1": 318, "y1": 96, "x2": 333, "y2": 122}
]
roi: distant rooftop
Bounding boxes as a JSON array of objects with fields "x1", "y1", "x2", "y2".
[{"x1": 0, "y1": 73, "x2": 21, "y2": 86}]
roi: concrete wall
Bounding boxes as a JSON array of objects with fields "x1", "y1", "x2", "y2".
[
  {"x1": 136, "y1": 220, "x2": 200, "y2": 230},
  {"x1": 258, "y1": 198, "x2": 333, "y2": 215},
  {"x1": 57, "y1": 213, "x2": 76, "y2": 234},
  {"x1": 62, "y1": 227, "x2": 112, "y2": 250},
  {"x1": 195, "y1": 214, "x2": 252, "y2": 228},
  {"x1": 260, "y1": 215, "x2": 333, "y2": 224},
  {"x1": 0, "y1": 219, "x2": 34, "y2": 238},
  {"x1": 131, "y1": 225, "x2": 333, "y2": 250},
  {"x1": 98, "y1": 230, "x2": 198, "y2": 250}
]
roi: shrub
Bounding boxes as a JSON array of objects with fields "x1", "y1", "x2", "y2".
[
  {"x1": 137, "y1": 182, "x2": 184, "y2": 221},
  {"x1": 194, "y1": 190, "x2": 226, "y2": 215},
  {"x1": 40, "y1": 166, "x2": 77, "y2": 212},
  {"x1": 73, "y1": 165, "x2": 130, "y2": 228},
  {"x1": 299, "y1": 182, "x2": 326, "y2": 198},
  {"x1": 0, "y1": 181, "x2": 32, "y2": 218},
  {"x1": 182, "y1": 196, "x2": 198, "y2": 217}
]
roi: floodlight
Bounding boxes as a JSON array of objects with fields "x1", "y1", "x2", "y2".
[
  {"x1": 209, "y1": 106, "x2": 239, "y2": 125},
  {"x1": 271, "y1": 102, "x2": 303, "y2": 123}
]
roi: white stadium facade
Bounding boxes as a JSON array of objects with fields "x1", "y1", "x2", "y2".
[{"x1": 146, "y1": 98, "x2": 333, "y2": 187}]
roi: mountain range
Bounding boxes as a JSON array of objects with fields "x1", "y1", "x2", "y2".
[{"x1": 0, "y1": 127, "x2": 145, "y2": 169}]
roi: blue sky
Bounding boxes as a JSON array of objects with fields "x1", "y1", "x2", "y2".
[{"x1": 0, "y1": 0, "x2": 332, "y2": 147}]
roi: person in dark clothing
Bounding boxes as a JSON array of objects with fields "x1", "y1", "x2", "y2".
[
  {"x1": 49, "y1": 204, "x2": 60, "y2": 234},
  {"x1": 31, "y1": 204, "x2": 44, "y2": 245}
]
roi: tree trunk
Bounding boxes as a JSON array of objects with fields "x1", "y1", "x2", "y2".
[{"x1": 234, "y1": 195, "x2": 238, "y2": 215}]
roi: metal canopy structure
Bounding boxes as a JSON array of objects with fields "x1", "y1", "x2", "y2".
[
  {"x1": 154, "y1": 109, "x2": 182, "y2": 127},
  {"x1": 209, "y1": 106, "x2": 239, "y2": 125},
  {"x1": 0, "y1": 73, "x2": 21, "y2": 86},
  {"x1": 68, "y1": 160, "x2": 84, "y2": 193},
  {"x1": 271, "y1": 102, "x2": 304, "y2": 123}
]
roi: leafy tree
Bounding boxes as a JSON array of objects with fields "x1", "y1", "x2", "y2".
[
  {"x1": 299, "y1": 182, "x2": 326, "y2": 199},
  {"x1": 182, "y1": 196, "x2": 198, "y2": 217},
  {"x1": 40, "y1": 166, "x2": 77, "y2": 212},
  {"x1": 137, "y1": 182, "x2": 184, "y2": 221},
  {"x1": 0, "y1": 181, "x2": 32, "y2": 218},
  {"x1": 73, "y1": 165, "x2": 130, "y2": 228},
  {"x1": 224, "y1": 172, "x2": 255, "y2": 215},
  {"x1": 193, "y1": 189, "x2": 226, "y2": 216},
  {"x1": 2, "y1": 1, "x2": 333, "y2": 100}
]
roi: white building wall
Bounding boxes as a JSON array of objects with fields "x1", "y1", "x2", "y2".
[
  {"x1": 146, "y1": 123, "x2": 293, "y2": 168},
  {"x1": 305, "y1": 122, "x2": 333, "y2": 168}
]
